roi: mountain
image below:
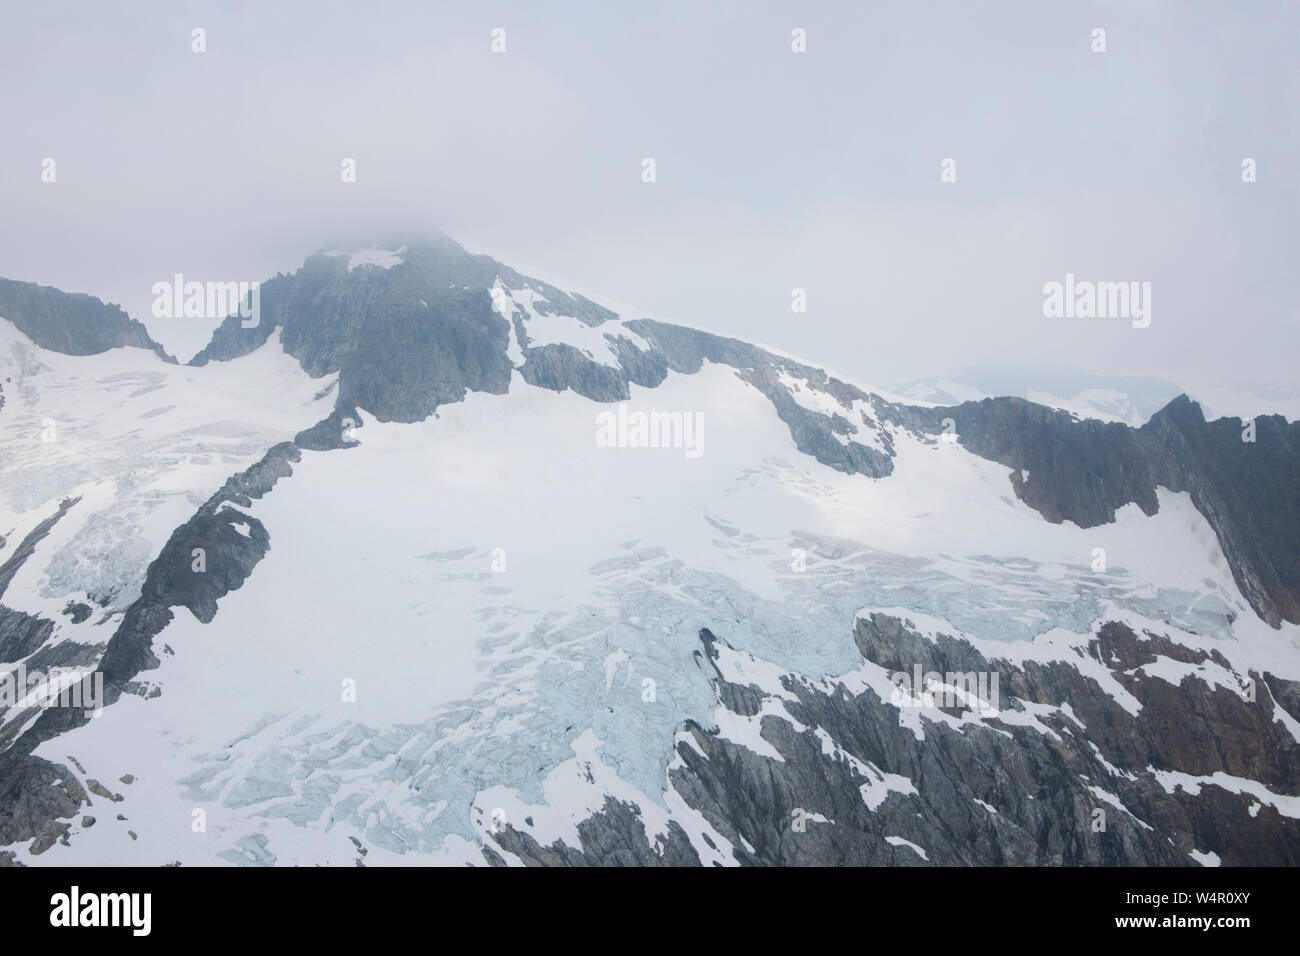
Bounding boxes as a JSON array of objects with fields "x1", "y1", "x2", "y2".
[
  {"x1": 1, "y1": 234, "x2": 1297, "y2": 866},
  {"x1": 0, "y1": 279, "x2": 172, "y2": 362},
  {"x1": 892, "y1": 366, "x2": 1300, "y2": 429},
  {"x1": 888, "y1": 367, "x2": 1187, "y2": 427}
]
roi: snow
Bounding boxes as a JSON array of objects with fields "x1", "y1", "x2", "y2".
[
  {"x1": 7, "y1": 314, "x2": 1299, "y2": 866},
  {"x1": 886, "y1": 378, "x2": 987, "y2": 408},
  {"x1": 489, "y1": 278, "x2": 652, "y2": 369},
  {"x1": 778, "y1": 371, "x2": 847, "y2": 420},
  {"x1": 1152, "y1": 770, "x2": 1300, "y2": 819},
  {"x1": 889, "y1": 372, "x2": 1186, "y2": 426},
  {"x1": 859, "y1": 766, "x2": 919, "y2": 811},
  {"x1": 1023, "y1": 387, "x2": 1138, "y2": 424},
  {"x1": 489, "y1": 280, "x2": 527, "y2": 367},
  {"x1": 710, "y1": 702, "x2": 789, "y2": 762},
  {"x1": 775, "y1": 371, "x2": 891, "y2": 454},
  {"x1": 472, "y1": 728, "x2": 732, "y2": 866},
  {"x1": 1086, "y1": 785, "x2": 1155, "y2": 830},
  {"x1": 0, "y1": 321, "x2": 337, "y2": 623},
  {"x1": 884, "y1": 835, "x2": 929, "y2": 860}
]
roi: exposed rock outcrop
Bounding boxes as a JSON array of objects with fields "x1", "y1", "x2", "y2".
[
  {"x1": 489, "y1": 621, "x2": 1300, "y2": 866},
  {"x1": 881, "y1": 395, "x2": 1300, "y2": 625},
  {"x1": 0, "y1": 279, "x2": 171, "y2": 360}
]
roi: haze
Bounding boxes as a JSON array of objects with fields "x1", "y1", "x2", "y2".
[{"x1": 1, "y1": 0, "x2": 1296, "y2": 399}]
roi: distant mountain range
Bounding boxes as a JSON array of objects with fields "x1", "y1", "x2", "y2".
[{"x1": 890, "y1": 366, "x2": 1300, "y2": 428}]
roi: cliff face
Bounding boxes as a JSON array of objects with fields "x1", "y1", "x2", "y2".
[
  {"x1": 0, "y1": 442, "x2": 299, "y2": 856},
  {"x1": 880, "y1": 396, "x2": 1300, "y2": 627},
  {"x1": 0, "y1": 279, "x2": 170, "y2": 360},
  {"x1": 182, "y1": 238, "x2": 1300, "y2": 630},
  {"x1": 488, "y1": 621, "x2": 1300, "y2": 867},
  {"x1": 1140, "y1": 397, "x2": 1300, "y2": 627},
  {"x1": 189, "y1": 239, "x2": 514, "y2": 422}
]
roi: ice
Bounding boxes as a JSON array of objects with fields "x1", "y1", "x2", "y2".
[
  {"x1": 884, "y1": 835, "x2": 929, "y2": 860},
  {"x1": 0, "y1": 323, "x2": 336, "y2": 621},
  {"x1": 10, "y1": 339, "x2": 1299, "y2": 866}
]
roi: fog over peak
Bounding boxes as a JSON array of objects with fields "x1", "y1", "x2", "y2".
[{"x1": 2, "y1": 0, "x2": 1295, "y2": 392}]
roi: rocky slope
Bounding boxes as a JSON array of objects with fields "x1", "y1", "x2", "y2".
[
  {"x1": 186, "y1": 236, "x2": 1299, "y2": 629},
  {"x1": 0, "y1": 233, "x2": 1296, "y2": 866},
  {"x1": 0, "y1": 279, "x2": 170, "y2": 361},
  {"x1": 881, "y1": 397, "x2": 1299, "y2": 627},
  {"x1": 488, "y1": 619, "x2": 1300, "y2": 866}
]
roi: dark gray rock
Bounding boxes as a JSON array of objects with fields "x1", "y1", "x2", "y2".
[
  {"x1": 517, "y1": 343, "x2": 639, "y2": 402},
  {"x1": 187, "y1": 237, "x2": 896, "y2": 479},
  {"x1": 626, "y1": 319, "x2": 894, "y2": 477},
  {"x1": 0, "y1": 279, "x2": 171, "y2": 360},
  {"x1": 5, "y1": 232, "x2": 1298, "y2": 868},
  {"x1": 0, "y1": 749, "x2": 86, "y2": 854},
  {"x1": 879, "y1": 394, "x2": 1300, "y2": 626},
  {"x1": 0, "y1": 498, "x2": 79, "y2": 664},
  {"x1": 489, "y1": 622, "x2": 1299, "y2": 866},
  {"x1": 0, "y1": 608, "x2": 52, "y2": 665},
  {"x1": 190, "y1": 237, "x2": 513, "y2": 422},
  {"x1": 0, "y1": 438, "x2": 307, "y2": 856},
  {"x1": 0, "y1": 497, "x2": 79, "y2": 598},
  {"x1": 487, "y1": 796, "x2": 702, "y2": 866},
  {"x1": 61, "y1": 602, "x2": 92, "y2": 624},
  {"x1": 1141, "y1": 396, "x2": 1299, "y2": 626}
]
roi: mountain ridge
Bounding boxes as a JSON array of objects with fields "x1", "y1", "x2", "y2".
[
  {"x1": 1, "y1": 232, "x2": 1297, "y2": 867},
  {"x1": 0, "y1": 278, "x2": 173, "y2": 363},
  {"x1": 2, "y1": 233, "x2": 1296, "y2": 626}
]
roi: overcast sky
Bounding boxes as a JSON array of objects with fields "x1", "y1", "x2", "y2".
[{"x1": 2, "y1": 0, "x2": 1296, "y2": 396}]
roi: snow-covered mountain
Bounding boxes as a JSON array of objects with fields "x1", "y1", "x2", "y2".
[
  {"x1": 891, "y1": 366, "x2": 1300, "y2": 429},
  {"x1": 888, "y1": 367, "x2": 1187, "y2": 427},
  {"x1": 1, "y1": 234, "x2": 1297, "y2": 866}
]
